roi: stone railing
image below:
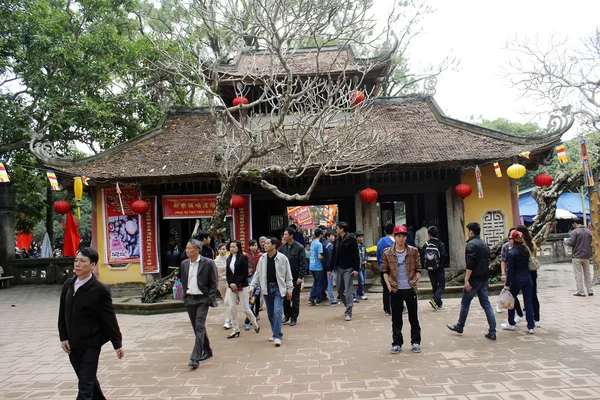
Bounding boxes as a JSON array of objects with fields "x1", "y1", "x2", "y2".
[{"x1": 6, "y1": 258, "x2": 74, "y2": 285}]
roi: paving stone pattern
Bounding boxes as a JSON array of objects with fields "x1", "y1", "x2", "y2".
[{"x1": 1, "y1": 262, "x2": 599, "y2": 399}]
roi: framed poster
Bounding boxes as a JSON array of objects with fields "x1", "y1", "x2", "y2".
[{"x1": 102, "y1": 187, "x2": 141, "y2": 264}]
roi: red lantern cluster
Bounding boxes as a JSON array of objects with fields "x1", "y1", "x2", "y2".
[
  {"x1": 53, "y1": 200, "x2": 72, "y2": 215},
  {"x1": 350, "y1": 90, "x2": 365, "y2": 105},
  {"x1": 131, "y1": 199, "x2": 150, "y2": 214},
  {"x1": 230, "y1": 195, "x2": 245, "y2": 209},
  {"x1": 359, "y1": 188, "x2": 378, "y2": 203},
  {"x1": 232, "y1": 96, "x2": 249, "y2": 107},
  {"x1": 534, "y1": 173, "x2": 553, "y2": 188},
  {"x1": 454, "y1": 183, "x2": 473, "y2": 199}
]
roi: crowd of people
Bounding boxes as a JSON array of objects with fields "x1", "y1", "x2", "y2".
[{"x1": 57, "y1": 218, "x2": 595, "y2": 398}]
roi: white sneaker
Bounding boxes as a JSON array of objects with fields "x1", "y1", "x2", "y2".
[
  {"x1": 268, "y1": 337, "x2": 274, "y2": 342},
  {"x1": 274, "y1": 338, "x2": 282, "y2": 347},
  {"x1": 500, "y1": 322, "x2": 516, "y2": 331},
  {"x1": 515, "y1": 315, "x2": 525, "y2": 324},
  {"x1": 528, "y1": 328, "x2": 535, "y2": 334},
  {"x1": 360, "y1": 296, "x2": 368, "y2": 300},
  {"x1": 345, "y1": 315, "x2": 352, "y2": 321},
  {"x1": 223, "y1": 323, "x2": 232, "y2": 329},
  {"x1": 496, "y1": 306, "x2": 504, "y2": 313},
  {"x1": 534, "y1": 320, "x2": 541, "y2": 327}
]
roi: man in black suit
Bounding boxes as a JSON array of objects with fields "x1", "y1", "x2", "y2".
[
  {"x1": 176, "y1": 239, "x2": 218, "y2": 369},
  {"x1": 58, "y1": 247, "x2": 124, "y2": 400}
]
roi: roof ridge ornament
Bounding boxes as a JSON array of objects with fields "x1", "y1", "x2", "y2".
[
  {"x1": 421, "y1": 76, "x2": 437, "y2": 97},
  {"x1": 29, "y1": 131, "x2": 68, "y2": 162},
  {"x1": 543, "y1": 105, "x2": 574, "y2": 136}
]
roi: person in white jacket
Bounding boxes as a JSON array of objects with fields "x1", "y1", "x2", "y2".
[{"x1": 249, "y1": 237, "x2": 293, "y2": 347}]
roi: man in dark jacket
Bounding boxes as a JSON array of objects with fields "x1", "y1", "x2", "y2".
[
  {"x1": 564, "y1": 218, "x2": 594, "y2": 296},
  {"x1": 279, "y1": 226, "x2": 306, "y2": 326},
  {"x1": 422, "y1": 226, "x2": 448, "y2": 310},
  {"x1": 329, "y1": 221, "x2": 360, "y2": 321},
  {"x1": 447, "y1": 222, "x2": 496, "y2": 340},
  {"x1": 58, "y1": 247, "x2": 124, "y2": 399}
]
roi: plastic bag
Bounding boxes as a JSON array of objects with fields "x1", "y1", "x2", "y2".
[
  {"x1": 173, "y1": 279, "x2": 184, "y2": 300},
  {"x1": 497, "y1": 288, "x2": 514, "y2": 310}
]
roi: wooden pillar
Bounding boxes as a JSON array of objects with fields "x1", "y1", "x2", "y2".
[
  {"x1": 509, "y1": 179, "x2": 521, "y2": 227},
  {"x1": 446, "y1": 187, "x2": 466, "y2": 268},
  {"x1": 0, "y1": 184, "x2": 16, "y2": 275},
  {"x1": 354, "y1": 192, "x2": 378, "y2": 247}
]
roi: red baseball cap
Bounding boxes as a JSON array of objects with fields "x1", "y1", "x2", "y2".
[
  {"x1": 510, "y1": 230, "x2": 524, "y2": 242},
  {"x1": 393, "y1": 225, "x2": 408, "y2": 235}
]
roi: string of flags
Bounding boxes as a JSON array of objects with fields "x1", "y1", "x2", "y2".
[
  {"x1": 0, "y1": 162, "x2": 9, "y2": 182},
  {"x1": 46, "y1": 170, "x2": 60, "y2": 191},
  {"x1": 555, "y1": 143, "x2": 569, "y2": 164},
  {"x1": 580, "y1": 137, "x2": 595, "y2": 187},
  {"x1": 493, "y1": 162, "x2": 502, "y2": 178}
]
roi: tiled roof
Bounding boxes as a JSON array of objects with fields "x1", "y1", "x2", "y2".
[{"x1": 45, "y1": 97, "x2": 563, "y2": 181}]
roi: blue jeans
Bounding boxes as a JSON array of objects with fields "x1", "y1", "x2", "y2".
[
  {"x1": 309, "y1": 270, "x2": 326, "y2": 302},
  {"x1": 508, "y1": 277, "x2": 535, "y2": 329},
  {"x1": 457, "y1": 281, "x2": 496, "y2": 334},
  {"x1": 327, "y1": 270, "x2": 337, "y2": 302},
  {"x1": 264, "y1": 284, "x2": 284, "y2": 339},
  {"x1": 357, "y1": 269, "x2": 366, "y2": 297}
]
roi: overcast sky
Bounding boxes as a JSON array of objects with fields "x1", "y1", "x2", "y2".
[{"x1": 379, "y1": 0, "x2": 599, "y2": 133}]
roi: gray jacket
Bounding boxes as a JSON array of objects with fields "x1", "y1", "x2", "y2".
[
  {"x1": 249, "y1": 251, "x2": 294, "y2": 298},
  {"x1": 564, "y1": 226, "x2": 593, "y2": 259}
]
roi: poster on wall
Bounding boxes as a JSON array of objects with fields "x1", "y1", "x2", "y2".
[
  {"x1": 140, "y1": 196, "x2": 160, "y2": 274},
  {"x1": 103, "y1": 187, "x2": 141, "y2": 263}
]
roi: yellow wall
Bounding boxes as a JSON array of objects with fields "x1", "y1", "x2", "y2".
[
  {"x1": 462, "y1": 165, "x2": 514, "y2": 241},
  {"x1": 95, "y1": 190, "x2": 146, "y2": 285}
]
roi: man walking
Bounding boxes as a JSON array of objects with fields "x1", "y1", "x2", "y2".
[
  {"x1": 382, "y1": 225, "x2": 422, "y2": 353},
  {"x1": 177, "y1": 239, "x2": 218, "y2": 369},
  {"x1": 355, "y1": 231, "x2": 369, "y2": 301},
  {"x1": 308, "y1": 228, "x2": 326, "y2": 305},
  {"x1": 447, "y1": 222, "x2": 496, "y2": 340},
  {"x1": 279, "y1": 226, "x2": 306, "y2": 326},
  {"x1": 324, "y1": 231, "x2": 340, "y2": 306},
  {"x1": 58, "y1": 247, "x2": 124, "y2": 399},
  {"x1": 198, "y1": 231, "x2": 215, "y2": 259},
  {"x1": 376, "y1": 224, "x2": 395, "y2": 316},
  {"x1": 329, "y1": 222, "x2": 360, "y2": 321},
  {"x1": 422, "y1": 226, "x2": 448, "y2": 310},
  {"x1": 249, "y1": 237, "x2": 293, "y2": 347},
  {"x1": 565, "y1": 218, "x2": 594, "y2": 296},
  {"x1": 414, "y1": 221, "x2": 429, "y2": 252}
]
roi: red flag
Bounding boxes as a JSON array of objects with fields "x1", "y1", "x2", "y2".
[{"x1": 62, "y1": 213, "x2": 81, "y2": 257}]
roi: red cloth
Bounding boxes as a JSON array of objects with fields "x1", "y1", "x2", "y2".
[
  {"x1": 16, "y1": 233, "x2": 33, "y2": 251},
  {"x1": 62, "y1": 213, "x2": 81, "y2": 257}
]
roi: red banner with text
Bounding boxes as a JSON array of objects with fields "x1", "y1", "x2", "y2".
[
  {"x1": 140, "y1": 196, "x2": 160, "y2": 274},
  {"x1": 162, "y1": 194, "x2": 252, "y2": 245}
]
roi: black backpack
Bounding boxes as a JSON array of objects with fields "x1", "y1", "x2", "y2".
[{"x1": 423, "y1": 241, "x2": 441, "y2": 270}]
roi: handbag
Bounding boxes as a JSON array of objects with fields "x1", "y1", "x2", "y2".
[{"x1": 526, "y1": 246, "x2": 541, "y2": 271}]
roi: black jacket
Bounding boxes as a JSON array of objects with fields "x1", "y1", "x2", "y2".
[
  {"x1": 58, "y1": 275, "x2": 122, "y2": 350},
  {"x1": 226, "y1": 253, "x2": 250, "y2": 287},
  {"x1": 331, "y1": 233, "x2": 360, "y2": 272},
  {"x1": 278, "y1": 241, "x2": 306, "y2": 281},
  {"x1": 465, "y1": 235, "x2": 490, "y2": 283},
  {"x1": 177, "y1": 256, "x2": 218, "y2": 305}
]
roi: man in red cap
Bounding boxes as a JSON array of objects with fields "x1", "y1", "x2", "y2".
[{"x1": 381, "y1": 225, "x2": 423, "y2": 354}]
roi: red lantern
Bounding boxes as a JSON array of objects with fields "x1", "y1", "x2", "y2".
[
  {"x1": 230, "y1": 195, "x2": 245, "y2": 209},
  {"x1": 232, "y1": 96, "x2": 249, "y2": 107},
  {"x1": 454, "y1": 183, "x2": 473, "y2": 199},
  {"x1": 53, "y1": 200, "x2": 72, "y2": 215},
  {"x1": 350, "y1": 90, "x2": 365, "y2": 105},
  {"x1": 359, "y1": 188, "x2": 378, "y2": 203},
  {"x1": 534, "y1": 173, "x2": 553, "y2": 188},
  {"x1": 131, "y1": 199, "x2": 150, "y2": 214}
]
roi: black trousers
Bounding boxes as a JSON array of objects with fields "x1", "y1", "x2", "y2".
[
  {"x1": 185, "y1": 295, "x2": 212, "y2": 361},
  {"x1": 69, "y1": 347, "x2": 105, "y2": 400},
  {"x1": 390, "y1": 289, "x2": 421, "y2": 347},
  {"x1": 380, "y1": 272, "x2": 390, "y2": 314},
  {"x1": 284, "y1": 282, "x2": 301, "y2": 320},
  {"x1": 531, "y1": 270, "x2": 540, "y2": 321},
  {"x1": 428, "y1": 269, "x2": 446, "y2": 307}
]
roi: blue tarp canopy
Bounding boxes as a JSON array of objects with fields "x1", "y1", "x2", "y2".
[{"x1": 519, "y1": 189, "x2": 590, "y2": 221}]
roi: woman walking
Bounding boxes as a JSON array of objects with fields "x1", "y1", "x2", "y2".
[
  {"x1": 516, "y1": 225, "x2": 541, "y2": 327},
  {"x1": 225, "y1": 240, "x2": 259, "y2": 338},
  {"x1": 501, "y1": 230, "x2": 536, "y2": 334},
  {"x1": 215, "y1": 243, "x2": 232, "y2": 329}
]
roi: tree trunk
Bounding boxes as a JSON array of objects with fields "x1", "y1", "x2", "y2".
[
  {"x1": 141, "y1": 268, "x2": 179, "y2": 303},
  {"x1": 208, "y1": 177, "x2": 236, "y2": 238},
  {"x1": 589, "y1": 184, "x2": 600, "y2": 284}
]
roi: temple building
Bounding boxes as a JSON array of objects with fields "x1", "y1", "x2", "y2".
[{"x1": 34, "y1": 46, "x2": 572, "y2": 285}]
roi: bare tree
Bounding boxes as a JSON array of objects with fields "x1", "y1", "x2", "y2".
[{"x1": 141, "y1": 0, "x2": 407, "y2": 235}]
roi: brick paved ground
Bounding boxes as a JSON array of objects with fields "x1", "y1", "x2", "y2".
[{"x1": 1, "y1": 262, "x2": 599, "y2": 400}]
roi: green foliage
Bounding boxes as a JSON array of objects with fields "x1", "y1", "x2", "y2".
[
  {"x1": 8, "y1": 154, "x2": 47, "y2": 234},
  {"x1": 479, "y1": 118, "x2": 541, "y2": 138}
]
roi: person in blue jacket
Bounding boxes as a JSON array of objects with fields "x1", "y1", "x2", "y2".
[{"x1": 376, "y1": 223, "x2": 395, "y2": 316}]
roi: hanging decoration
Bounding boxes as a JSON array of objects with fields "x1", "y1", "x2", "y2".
[
  {"x1": 115, "y1": 182, "x2": 125, "y2": 215},
  {"x1": 73, "y1": 177, "x2": 83, "y2": 218},
  {"x1": 454, "y1": 183, "x2": 472, "y2": 199},
  {"x1": 534, "y1": 173, "x2": 553, "y2": 188},
  {"x1": 359, "y1": 188, "x2": 378, "y2": 203},
  {"x1": 82, "y1": 176, "x2": 90, "y2": 186},
  {"x1": 580, "y1": 136, "x2": 595, "y2": 187},
  {"x1": 232, "y1": 96, "x2": 249, "y2": 107},
  {"x1": 230, "y1": 194, "x2": 245, "y2": 209},
  {"x1": 349, "y1": 90, "x2": 365, "y2": 105},
  {"x1": 555, "y1": 143, "x2": 569, "y2": 164},
  {"x1": 493, "y1": 161, "x2": 502, "y2": 178},
  {"x1": 53, "y1": 200, "x2": 72, "y2": 215},
  {"x1": 475, "y1": 165, "x2": 484, "y2": 198},
  {"x1": 46, "y1": 170, "x2": 60, "y2": 191},
  {"x1": 0, "y1": 162, "x2": 9, "y2": 182},
  {"x1": 131, "y1": 199, "x2": 150, "y2": 214},
  {"x1": 519, "y1": 151, "x2": 531, "y2": 159},
  {"x1": 507, "y1": 162, "x2": 527, "y2": 198}
]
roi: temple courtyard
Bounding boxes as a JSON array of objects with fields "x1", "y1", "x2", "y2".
[{"x1": 1, "y1": 262, "x2": 599, "y2": 400}]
